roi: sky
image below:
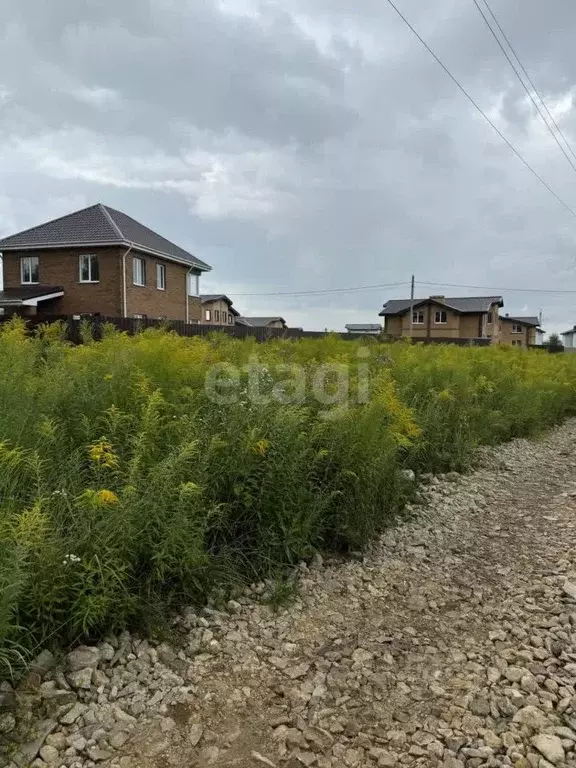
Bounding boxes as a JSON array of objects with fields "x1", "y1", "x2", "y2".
[{"x1": 1, "y1": 0, "x2": 576, "y2": 333}]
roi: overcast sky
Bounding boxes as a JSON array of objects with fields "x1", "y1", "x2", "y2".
[{"x1": 1, "y1": 0, "x2": 576, "y2": 332}]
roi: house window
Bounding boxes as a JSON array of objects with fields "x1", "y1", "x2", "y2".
[
  {"x1": 205, "y1": 309, "x2": 211, "y2": 321},
  {"x1": 156, "y1": 263, "x2": 165, "y2": 290},
  {"x1": 133, "y1": 314, "x2": 147, "y2": 320},
  {"x1": 133, "y1": 257, "x2": 146, "y2": 286},
  {"x1": 228, "y1": 313, "x2": 232, "y2": 324},
  {"x1": 188, "y1": 272, "x2": 199, "y2": 296},
  {"x1": 79, "y1": 254, "x2": 99, "y2": 283},
  {"x1": 512, "y1": 339, "x2": 522, "y2": 347},
  {"x1": 512, "y1": 323, "x2": 522, "y2": 333},
  {"x1": 215, "y1": 310, "x2": 220, "y2": 322},
  {"x1": 487, "y1": 312, "x2": 493, "y2": 323},
  {"x1": 20, "y1": 256, "x2": 39, "y2": 284},
  {"x1": 412, "y1": 310, "x2": 424, "y2": 324},
  {"x1": 434, "y1": 310, "x2": 447, "y2": 324}
]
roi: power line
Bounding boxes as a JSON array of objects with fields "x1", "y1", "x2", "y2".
[
  {"x1": 223, "y1": 278, "x2": 576, "y2": 298},
  {"x1": 472, "y1": 0, "x2": 576, "y2": 174},
  {"x1": 225, "y1": 281, "x2": 409, "y2": 297},
  {"x1": 480, "y1": 0, "x2": 576, "y2": 165},
  {"x1": 419, "y1": 280, "x2": 576, "y2": 295},
  {"x1": 383, "y1": 0, "x2": 576, "y2": 220}
]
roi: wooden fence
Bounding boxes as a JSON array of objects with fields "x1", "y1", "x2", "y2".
[{"x1": 0, "y1": 314, "x2": 495, "y2": 345}]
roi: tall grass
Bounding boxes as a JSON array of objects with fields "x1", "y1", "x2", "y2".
[{"x1": 1, "y1": 320, "x2": 575, "y2": 676}]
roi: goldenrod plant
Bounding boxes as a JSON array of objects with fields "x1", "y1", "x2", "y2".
[{"x1": 1, "y1": 318, "x2": 575, "y2": 676}]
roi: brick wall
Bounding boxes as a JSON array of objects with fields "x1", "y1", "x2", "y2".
[
  {"x1": 2, "y1": 247, "x2": 204, "y2": 321},
  {"x1": 2, "y1": 247, "x2": 123, "y2": 316}
]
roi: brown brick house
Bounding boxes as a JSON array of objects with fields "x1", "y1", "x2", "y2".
[
  {"x1": 200, "y1": 295, "x2": 239, "y2": 326},
  {"x1": 499, "y1": 314, "x2": 541, "y2": 347},
  {"x1": 0, "y1": 203, "x2": 211, "y2": 321},
  {"x1": 379, "y1": 295, "x2": 504, "y2": 342}
]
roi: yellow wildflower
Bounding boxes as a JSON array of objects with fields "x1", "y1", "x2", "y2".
[
  {"x1": 437, "y1": 389, "x2": 454, "y2": 402},
  {"x1": 88, "y1": 439, "x2": 118, "y2": 469},
  {"x1": 179, "y1": 481, "x2": 202, "y2": 495},
  {"x1": 95, "y1": 489, "x2": 119, "y2": 505},
  {"x1": 252, "y1": 439, "x2": 270, "y2": 456},
  {"x1": 103, "y1": 374, "x2": 113, "y2": 381}
]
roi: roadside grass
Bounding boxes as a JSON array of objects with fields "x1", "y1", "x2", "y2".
[{"x1": 1, "y1": 319, "x2": 576, "y2": 677}]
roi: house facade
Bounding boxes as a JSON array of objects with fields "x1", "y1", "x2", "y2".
[
  {"x1": 499, "y1": 315, "x2": 541, "y2": 347},
  {"x1": 379, "y1": 295, "x2": 504, "y2": 342},
  {"x1": 200, "y1": 295, "x2": 239, "y2": 326},
  {"x1": 562, "y1": 327, "x2": 576, "y2": 349},
  {"x1": 0, "y1": 204, "x2": 211, "y2": 321}
]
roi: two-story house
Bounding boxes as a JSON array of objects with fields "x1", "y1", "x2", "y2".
[
  {"x1": 379, "y1": 295, "x2": 504, "y2": 341},
  {"x1": 0, "y1": 203, "x2": 211, "y2": 321},
  {"x1": 499, "y1": 314, "x2": 541, "y2": 347},
  {"x1": 199, "y1": 295, "x2": 239, "y2": 326}
]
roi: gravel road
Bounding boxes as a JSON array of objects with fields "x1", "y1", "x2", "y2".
[{"x1": 6, "y1": 420, "x2": 576, "y2": 768}]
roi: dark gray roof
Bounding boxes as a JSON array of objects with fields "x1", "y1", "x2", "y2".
[
  {"x1": 561, "y1": 326, "x2": 576, "y2": 335},
  {"x1": 501, "y1": 315, "x2": 540, "y2": 327},
  {"x1": 345, "y1": 324, "x2": 382, "y2": 331},
  {"x1": 379, "y1": 295, "x2": 503, "y2": 316},
  {"x1": 0, "y1": 286, "x2": 64, "y2": 305},
  {"x1": 237, "y1": 316, "x2": 286, "y2": 327},
  {"x1": 0, "y1": 203, "x2": 211, "y2": 271}
]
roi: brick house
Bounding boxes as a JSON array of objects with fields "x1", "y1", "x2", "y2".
[
  {"x1": 200, "y1": 295, "x2": 239, "y2": 326},
  {"x1": 379, "y1": 295, "x2": 504, "y2": 342},
  {"x1": 0, "y1": 203, "x2": 211, "y2": 321},
  {"x1": 499, "y1": 315, "x2": 541, "y2": 347}
]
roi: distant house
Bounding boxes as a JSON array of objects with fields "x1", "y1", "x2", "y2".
[
  {"x1": 200, "y1": 295, "x2": 239, "y2": 326},
  {"x1": 237, "y1": 316, "x2": 287, "y2": 329},
  {"x1": 0, "y1": 203, "x2": 211, "y2": 321},
  {"x1": 499, "y1": 315, "x2": 542, "y2": 347},
  {"x1": 561, "y1": 326, "x2": 576, "y2": 349},
  {"x1": 345, "y1": 323, "x2": 382, "y2": 335},
  {"x1": 379, "y1": 295, "x2": 503, "y2": 342}
]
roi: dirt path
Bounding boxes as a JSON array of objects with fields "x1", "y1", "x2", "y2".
[{"x1": 12, "y1": 421, "x2": 576, "y2": 768}]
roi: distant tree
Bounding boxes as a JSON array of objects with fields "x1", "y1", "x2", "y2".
[{"x1": 547, "y1": 333, "x2": 563, "y2": 350}]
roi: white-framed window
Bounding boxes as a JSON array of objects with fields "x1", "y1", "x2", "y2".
[
  {"x1": 133, "y1": 256, "x2": 146, "y2": 286},
  {"x1": 188, "y1": 272, "x2": 199, "y2": 296},
  {"x1": 79, "y1": 253, "x2": 99, "y2": 283},
  {"x1": 512, "y1": 323, "x2": 522, "y2": 333},
  {"x1": 228, "y1": 313, "x2": 233, "y2": 324},
  {"x1": 133, "y1": 313, "x2": 146, "y2": 320},
  {"x1": 512, "y1": 339, "x2": 522, "y2": 346},
  {"x1": 21, "y1": 256, "x2": 39, "y2": 284},
  {"x1": 215, "y1": 310, "x2": 220, "y2": 321},
  {"x1": 205, "y1": 309, "x2": 211, "y2": 321},
  {"x1": 156, "y1": 263, "x2": 165, "y2": 290},
  {"x1": 434, "y1": 310, "x2": 447, "y2": 324},
  {"x1": 487, "y1": 312, "x2": 493, "y2": 323},
  {"x1": 412, "y1": 310, "x2": 424, "y2": 324}
]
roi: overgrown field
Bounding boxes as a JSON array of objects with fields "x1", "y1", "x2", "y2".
[{"x1": 1, "y1": 320, "x2": 575, "y2": 676}]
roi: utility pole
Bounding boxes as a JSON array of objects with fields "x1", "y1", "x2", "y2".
[{"x1": 409, "y1": 274, "x2": 415, "y2": 337}]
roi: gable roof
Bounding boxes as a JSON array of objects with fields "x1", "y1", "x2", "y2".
[
  {"x1": 237, "y1": 316, "x2": 286, "y2": 327},
  {"x1": 345, "y1": 324, "x2": 382, "y2": 331},
  {"x1": 379, "y1": 295, "x2": 503, "y2": 316},
  {"x1": 200, "y1": 295, "x2": 239, "y2": 315},
  {"x1": 501, "y1": 315, "x2": 540, "y2": 327},
  {"x1": 0, "y1": 203, "x2": 211, "y2": 271}
]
